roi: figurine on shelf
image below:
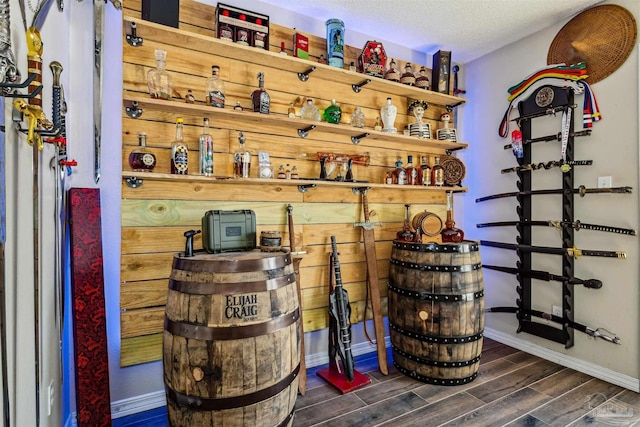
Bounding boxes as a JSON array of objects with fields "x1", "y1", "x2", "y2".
[
  {"x1": 415, "y1": 66, "x2": 430, "y2": 90},
  {"x1": 400, "y1": 62, "x2": 416, "y2": 86},
  {"x1": 351, "y1": 106, "x2": 366, "y2": 128},
  {"x1": 380, "y1": 97, "x2": 397, "y2": 133},
  {"x1": 436, "y1": 112, "x2": 457, "y2": 142},
  {"x1": 408, "y1": 100, "x2": 431, "y2": 139},
  {"x1": 324, "y1": 99, "x2": 342, "y2": 124},
  {"x1": 384, "y1": 58, "x2": 400, "y2": 82}
]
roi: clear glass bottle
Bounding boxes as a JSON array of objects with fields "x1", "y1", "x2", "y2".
[
  {"x1": 147, "y1": 49, "x2": 173, "y2": 100},
  {"x1": 396, "y1": 204, "x2": 416, "y2": 242},
  {"x1": 198, "y1": 118, "x2": 214, "y2": 176},
  {"x1": 233, "y1": 131, "x2": 251, "y2": 178},
  {"x1": 432, "y1": 155, "x2": 444, "y2": 186},
  {"x1": 391, "y1": 158, "x2": 407, "y2": 185},
  {"x1": 251, "y1": 72, "x2": 270, "y2": 114},
  {"x1": 324, "y1": 99, "x2": 342, "y2": 124},
  {"x1": 206, "y1": 65, "x2": 225, "y2": 108},
  {"x1": 420, "y1": 155, "x2": 431, "y2": 186},
  {"x1": 405, "y1": 155, "x2": 419, "y2": 185},
  {"x1": 381, "y1": 97, "x2": 397, "y2": 133},
  {"x1": 288, "y1": 102, "x2": 296, "y2": 118},
  {"x1": 171, "y1": 118, "x2": 188, "y2": 175},
  {"x1": 441, "y1": 192, "x2": 465, "y2": 243},
  {"x1": 129, "y1": 132, "x2": 156, "y2": 172},
  {"x1": 301, "y1": 98, "x2": 321, "y2": 121},
  {"x1": 351, "y1": 106, "x2": 365, "y2": 128}
]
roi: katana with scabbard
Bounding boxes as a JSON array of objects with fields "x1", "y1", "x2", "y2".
[
  {"x1": 480, "y1": 240, "x2": 626, "y2": 259},
  {"x1": 500, "y1": 159, "x2": 592, "y2": 174},
  {"x1": 354, "y1": 187, "x2": 387, "y2": 375},
  {"x1": 286, "y1": 204, "x2": 307, "y2": 394},
  {"x1": 475, "y1": 185, "x2": 632, "y2": 203},
  {"x1": 477, "y1": 219, "x2": 636, "y2": 236},
  {"x1": 482, "y1": 264, "x2": 602, "y2": 288},
  {"x1": 502, "y1": 129, "x2": 591, "y2": 150},
  {"x1": 486, "y1": 306, "x2": 621, "y2": 344}
]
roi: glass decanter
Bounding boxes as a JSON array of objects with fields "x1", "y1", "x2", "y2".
[
  {"x1": 350, "y1": 106, "x2": 365, "y2": 128},
  {"x1": 301, "y1": 98, "x2": 321, "y2": 121},
  {"x1": 206, "y1": 65, "x2": 225, "y2": 108},
  {"x1": 396, "y1": 204, "x2": 416, "y2": 242},
  {"x1": 147, "y1": 49, "x2": 173, "y2": 100},
  {"x1": 129, "y1": 132, "x2": 156, "y2": 172},
  {"x1": 441, "y1": 192, "x2": 465, "y2": 243}
]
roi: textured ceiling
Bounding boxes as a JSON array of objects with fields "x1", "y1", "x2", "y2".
[{"x1": 258, "y1": 0, "x2": 604, "y2": 63}]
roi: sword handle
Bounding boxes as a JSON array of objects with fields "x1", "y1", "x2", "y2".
[{"x1": 286, "y1": 204, "x2": 297, "y2": 252}]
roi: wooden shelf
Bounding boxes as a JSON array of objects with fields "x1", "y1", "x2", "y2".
[
  {"x1": 123, "y1": 92, "x2": 468, "y2": 153},
  {"x1": 123, "y1": 15, "x2": 467, "y2": 108},
  {"x1": 121, "y1": 171, "x2": 468, "y2": 193}
]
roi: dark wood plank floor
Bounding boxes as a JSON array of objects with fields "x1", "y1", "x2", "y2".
[{"x1": 293, "y1": 338, "x2": 640, "y2": 427}]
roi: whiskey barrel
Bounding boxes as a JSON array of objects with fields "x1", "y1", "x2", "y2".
[
  {"x1": 388, "y1": 240, "x2": 484, "y2": 385},
  {"x1": 163, "y1": 250, "x2": 300, "y2": 427}
]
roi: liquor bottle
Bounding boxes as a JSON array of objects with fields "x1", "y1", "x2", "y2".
[
  {"x1": 185, "y1": 89, "x2": 195, "y2": 103},
  {"x1": 206, "y1": 65, "x2": 225, "y2": 108},
  {"x1": 396, "y1": 204, "x2": 416, "y2": 242},
  {"x1": 374, "y1": 117, "x2": 383, "y2": 131},
  {"x1": 277, "y1": 164, "x2": 286, "y2": 179},
  {"x1": 288, "y1": 102, "x2": 296, "y2": 118},
  {"x1": 279, "y1": 41, "x2": 287, "y2": 55},
  {"x1": 300, "y1": 98, "x2": 321, "y2": 121},
  {"x1": 198, "y1": 118, "x2": 214, "y2": 176},
  {"x1": 441, "y1": 192, "x2": 465, "y2": 243},
  {"x1": 251, "y1": 72, "x2": 270, "y2": 114},
  {"x1": 415, "y1": 66, "x2": 430, "y2": 90},
  {"x1": 128, "y1": 132, "x2": 156, "y2": 172},
  {"x1": 324, "y1": 99, "x2": 342, "y2": 124},
  {"x1": 381, "y1": 97, "x2": 397, "y2": 133},
  {"x1": 384, "y1": 58, "x2": 400, "y2": 82},
  {"x1": 253, "y1": 18, "x2": 267, "y2": 49},
  {"x1": 233, "y1": 131, "x2": 251, "y2": 178},
  {"x1": 290, "y1": 165, "x2": 299, "y2": 179},
  {"x1": 171, "y1": 118, "x2": 188, "y2": 175},
  {"x1": 405, "y1": 155, "x2": 419, "y2": 185},
  {"x1": 432, "y1": 155, "x2": 444, "y2": 186},
  {"x1": 400, "y1": 62, "x2": 415, "y2": 86},
  {"x1": 351, "y1": 106, "x2": 365, "y2": 128},
  {"x1": 384, "y1": 171, "x2": 393, "y2": 184},
  {"x1": 391, "y1": 158, "x2": 407, "y2": 185},
  {"x1": 235, "y1": 14, "x2": 250, "y2": 46},
  {"x1": 147, "y1": 49, "x2": 173, "y2": 100},
  {"x1": 420, "y1": 155, "x2": 431, "y2": 186},
  {"x1": 217, "y1": 9, "x2": 234, "y2": 42}
]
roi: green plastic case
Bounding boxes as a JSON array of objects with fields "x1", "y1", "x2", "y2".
[{"x1": 202, "y1": 209, "x2": 256, "y2": 253}]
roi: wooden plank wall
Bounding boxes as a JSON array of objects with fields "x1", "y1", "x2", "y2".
[{"x1": 121, "y1": 0, "x2": 455, "y2": 367}]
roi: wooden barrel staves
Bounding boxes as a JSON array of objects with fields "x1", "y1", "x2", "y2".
[
  {"x1": 388, "y1": 240, "x2": 485, "y2": 385},
  {"x1": 163, "y1": 250, "x2": 300, "y2": 427}
]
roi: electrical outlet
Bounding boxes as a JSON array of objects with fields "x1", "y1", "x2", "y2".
[
  {"x1": 48, "y1": 380, "x2": 54, "y2": 416},
  {"x1": 552, "y1": 305, "x2": 562, "y2": 317},
  {"x1": 597, "y1": 176, "x2": 612, "y2": 188}
]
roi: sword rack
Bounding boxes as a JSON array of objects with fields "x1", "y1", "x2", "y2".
[{"x1": 515, "y1": 86, "x2": 575, "y2": 348}]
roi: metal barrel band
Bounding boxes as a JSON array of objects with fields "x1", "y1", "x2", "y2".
[
  {"x1": 165, "y1": 364, "x2": 300, "y2": 411},
  {"x1": 392, "y1": 345, "x2": 481, "y2": 368},
  {"x1": 389, "y1": 322, "x2": 483, "y2": 344},
  {"x1": 173, "y1": 252, "x2": 291, "y2": 273},
  {"x1": 164, "y1": 308, "x2": 299, "y2": 341},
  {"x1": 388, "y1": 282, "x2": 484, "y2": 302},
  {"x1": 392, "y1": 240, "x2": 479, "y2": 253},
  {"x1": 393, "y1": 362, "x2": 478, "y2": 386},
  {"x1": 390, "y1": 258, "x2": 482, "y2": 273},
  {"x1": 168, "y1": 272, "x2": 296, "y2": 295}
]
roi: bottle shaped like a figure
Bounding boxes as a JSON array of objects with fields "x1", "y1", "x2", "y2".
[
  {"x1": 420, "y1": 155, "x2": 431, "y2": 186},
  {"x1": 381, "y1": 97, "x2": 397, "y2": 133},
  {"x1": 171, "y1": 118, "x2": 188, "y2": 175},
  {"x1": 301, "y1": 98, "x2": 321, "y2": 121},
  {"x1": 405, "y1": 155, "x2": 419, "y2": 185},
  {"x1": 441, "y1": 192, "x2": 465, "y2": 243},
  {"x1": 233, "y1": 132, "x2": 251, "y2": 178},
  {"x1": 415, "y1": 66, "x2": 430, "y2": 90},
  {"x1": 400, "y1": 62, "x2": 416, "y2": 86},
  {"x1": 251, "y1": 72, "x2": 270, "y2": 114},
  {"x1": 206, "y1": 65, "x2": 225, "y2": 108},
  {"x1": 396, "y1": 204, "x2": 416, "y2": 242},
  {"x1": 351, "y1": 106, "x2": 365, "y2": 128},
  {"x1": 324, "y1": 99, "x2": 342, "y2": 124},
  {"x1": 391, "y1": 159, "x2": 407, "y2": 185},
  {"x1": 147, "y1": 49, "x2": 173, "y2": 100},
  {"x1": 129, "y1": 132, "x2": 156, "y2": 172},
  {"x1": 432, "y1": 156, "x2": 444, "y2": 186},
  {"x1": 198, "y1": 118, "x2": 214, "y2": 176},
  {"x1": 384, "y1": 58, "x2": 400, "y2": 82}
]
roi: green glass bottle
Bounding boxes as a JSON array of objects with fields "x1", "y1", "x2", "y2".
[{"x1": 323, "y1": 99, "x2": 342, "y2": 124}]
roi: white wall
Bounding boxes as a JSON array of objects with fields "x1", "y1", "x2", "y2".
[{"x1": 459, "y1": 0, "x2": 639, "y2": 388}]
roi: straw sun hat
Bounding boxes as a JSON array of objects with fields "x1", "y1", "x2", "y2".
[{"x1": 547, "y1": 4, "x2": 637, "y2": 84}]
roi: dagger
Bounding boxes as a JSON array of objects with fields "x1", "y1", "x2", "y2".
[
  {"x1": 475, "y1": 185, "x2": 632, "y2": 203},
  {"x1": 486, "y1": 306, "x2": 621, "y2": 344},
  {"x1": 476, "y1": 219, "x2": 636, "y2": 236},
  {"x1": 480, "y1": 240, "x2": 626, "y2": 259},
  {"x1": 482, "y1": 264, "x2": 602, "y2": 288},
  {"x1": 500, "y1": 159, "x2": 592, "y2": 174}
]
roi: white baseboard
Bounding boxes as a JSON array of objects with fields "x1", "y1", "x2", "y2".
[
  {"x1": 484, "y1": 327, "x2": 640, "y2": 392},
  {"x1": 99, "y1": 330, "x2": 637, "y2": 421}
]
